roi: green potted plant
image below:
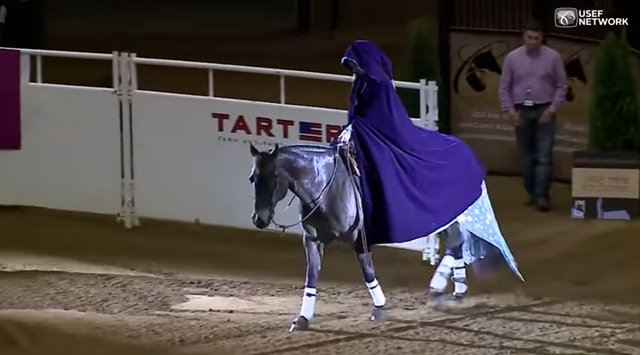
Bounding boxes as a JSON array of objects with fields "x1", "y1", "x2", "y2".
[
  {"x1": 398, "y1": 17, "x2": 450, "y2": 133},
  {"x1": 588, "y1": 33, "x2": 640, "y2": 152},
  {"x1": 571, "y1": 33, "x2": 640, "y2": 220}
]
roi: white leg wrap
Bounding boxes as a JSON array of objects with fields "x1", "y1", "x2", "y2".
[
  {"x1": 437, "y1": 255, "x2": 455, "y2": 272},
  {"x1": 429, "y1": 255, "x2": 454, "y2": 291},
  {"x1": 453, "y1": 259, "x2": 467, "y2": 294},
  {"x1": 300, "y1": 287, "x2": 316, "y2": 320},
  {"x1": 366, "y1": 279, "x2": 386, "y2": 307}
]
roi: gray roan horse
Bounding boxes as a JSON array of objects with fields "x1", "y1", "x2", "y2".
[{"x1": 249, "y1": 143, "x2": 468, "y2": 332}]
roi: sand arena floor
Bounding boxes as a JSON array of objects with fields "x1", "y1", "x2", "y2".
[{"x1": 1, "y1": 177, "x2": 640, "y2": 355}]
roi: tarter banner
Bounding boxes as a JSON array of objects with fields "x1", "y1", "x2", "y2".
[
  {"x1": 0, "y1": 49, "x2": 21, "y2": 150},
  {"x1": 449, "y1": 31, "x2": 640, "y2": 181}
]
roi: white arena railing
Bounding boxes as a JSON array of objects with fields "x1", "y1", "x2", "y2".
[
  {"x1": 133, "y1": 56, "x2": 425, "y2": 103},
  {"x1": 0, "y1": 47, "x2": 440, "y2": 264}
]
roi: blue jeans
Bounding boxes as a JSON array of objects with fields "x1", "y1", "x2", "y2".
[{"x1": 514, "y1": 104, "x2": 556, "y2": 201}]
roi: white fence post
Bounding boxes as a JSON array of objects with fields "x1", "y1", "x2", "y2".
[
  {"x1": 19, "y1": 52, "x2": 30, "y2": 84},
  {"x1": 111, "y1": 51, "x2": 120, "y2": 90},
  {"x1": 279, "y1": 75, "x2": 286, "y2": 104},
  {"x1": 36, "y1": 55, "x2": 42, "y2": 83},
  {"x1": 427, "y1": 81, "x2": 439, "y2": 131},
  {"x1": 208, "y1": 69, "x2": 214, "y2": 97},
  {"x1": 418, "y1": 79, "x2": 428, "y2": 129},
  {"x1": 115, "y1": 52, "x2": 139, "y2": 228},
  {"x1": 127, "y1": 52, "x2": 140, "y2": 227},
  {"x1": 423, "y1": 234, "x2": 440, "y2": 266},
  {"x1": 419, "y1": 79, "x2": 441, "y2": 265}
]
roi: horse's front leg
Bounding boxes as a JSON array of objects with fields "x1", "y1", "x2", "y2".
[
  {"x1": 354, "y1": 232, "x2": 386, "y2": 321},
  {"x1": 290, "y1": 231, "x2": 323, "y2": 332}
]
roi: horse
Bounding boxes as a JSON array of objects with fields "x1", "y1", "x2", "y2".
[{"x1": 248, "y1": 143, "x2": 469, "y2": 332}]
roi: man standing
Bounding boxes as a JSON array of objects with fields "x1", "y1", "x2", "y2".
[{"x1": 499, "y1": 21, "x2": 566, "y2": 212}]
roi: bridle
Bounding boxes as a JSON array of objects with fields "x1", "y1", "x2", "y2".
[
  {"x1": 258, "y1": 143, "x2": 369, "y2": 256},
  {"x1": 269, "y1": 146, "x2": 341, "y2": 234}
]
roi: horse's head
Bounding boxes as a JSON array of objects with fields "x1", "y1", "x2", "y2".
[{"x1": 249, "y1": 143, "x2": 288, "y2": 229}]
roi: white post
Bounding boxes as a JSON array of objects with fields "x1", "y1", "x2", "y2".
[
  {"x1": 115, "y1": 52, "x2": 137, "y2": 229},
  {"x1": 127, "y1": 53, "x2": 140, "y2": 227},
  {"x1": 418, "y1": 79, "x2": 428, "y2": 129},
  {"x1": 208, "y1": 69, "x2": 214, "y2": 97},
  {"x1": 114, "y1": 51, "x2": 127, "y2": 227},
  {"x1": 19, "y1": 52, "x2": 30, "y2": 84},
  {"x1": 36, "y1": 55, "x2": 42, "y2": 83},
  {"x1": 129, "y1": 53, "x2": 138, "y2": 91},
  {"x1": 112, "y1": 51, "x2": 127, "y2": 228},
  {"x1": 279, "y1": 75, "x2": 286, "y2": 104},
  {"x1": 111, "y1": 51, "x2": 120, "y2": 90},
  {"x1": 423, "y1": 233, "x2": 440, "y2": 266},
  {"x1": 427, "y1": 81, "x2": 439, "y2": 131},
  {"x1": 420, "y1": 78, "x2": 440, "y2": 265}
]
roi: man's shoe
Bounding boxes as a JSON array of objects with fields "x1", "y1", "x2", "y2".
[
  {"x1": 524, "y1": 198, "x2": 536, "y2": 207},
  {"x1": 536, "y1": 198, "x2": 550, "y2": 212}
]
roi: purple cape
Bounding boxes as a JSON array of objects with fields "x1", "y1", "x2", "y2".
[{"x1": 342, "y1": 40, "x2": 486, "y2": 244}]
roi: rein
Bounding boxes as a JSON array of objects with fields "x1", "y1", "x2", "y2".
[
  {"x1": 268, "y1": 143, "x2": 370, "y2": 257},
  {"x1": 270, "y1": 146, "x2": 341, "y2": 234}
]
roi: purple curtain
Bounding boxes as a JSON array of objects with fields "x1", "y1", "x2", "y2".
[{"x1": 0, "y1": 49, "x2": 21, "y2": 150}]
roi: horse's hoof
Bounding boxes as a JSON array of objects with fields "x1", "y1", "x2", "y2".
[
  {"x1": 451, "y1": 292, "x2": 467, "y2": 301},
  {"x1": 370, "y1": 306, "x2": 386, "y2": 322},
  {"x1": 427, "y1": 288, "x2": 445, "y2": 304},
  {"x1": 434, "y1": 293, "x2": 467, "y2": 311},
  {"x1": 289, "y1": 316, "x2": 309, "y2": 332}
]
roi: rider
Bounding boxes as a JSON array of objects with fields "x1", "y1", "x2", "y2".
[
  {"x1": 337, "y1": 40, "x2": 523, "y2": 295},
  {"x1": 338, "y1": 40, "x2": 485, "y2": 246}
]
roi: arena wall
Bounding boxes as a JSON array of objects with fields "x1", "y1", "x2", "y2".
[{"x1": 0, "y1": 48, "x2": 440, "y2": 261}]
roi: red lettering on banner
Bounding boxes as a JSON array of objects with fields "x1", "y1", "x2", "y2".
[
  {"x1": 214, "y1": 113, "x2": 331, "y2": 141},
  {"x1": 276, "y1": 119, "x2": 294, "y2": 139},
  {"x1": 212, "y1": 113, "x2": 230, "y2": 131},
  {"x1": 256, "y1": 117, "x2": 274, "y2": 137},
  {"x1": 231, "y1": 115, "x2": 251, "y2": 134},
  {"x1": 326, "y1": 124, "x2": 341, "y2": 143}
]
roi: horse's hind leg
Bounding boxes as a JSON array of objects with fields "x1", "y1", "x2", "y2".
[
  {"x1": 429, "y1": 222, "x2": 465, "y2": 300},
  {"x1": 354, "y1": 232, "x2": 386, "y2": 321},
  {"x1": 450, "y1": 243, "x2": 468, "y2": 300},
  {"x1": 290, "y1": 232, "x2": 323, "y2": 332}
]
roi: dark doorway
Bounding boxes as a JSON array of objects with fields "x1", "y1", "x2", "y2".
[{"x1": 4, "y1": 0, "x2": 42, "y2": 48}]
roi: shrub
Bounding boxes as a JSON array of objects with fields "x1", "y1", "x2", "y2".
[
  {"x1": 588, "y1": 32, "x2": 640, "y2": 152},
  {"x1": 398, "y1": 17, "x2": 450, "y2": 133}
]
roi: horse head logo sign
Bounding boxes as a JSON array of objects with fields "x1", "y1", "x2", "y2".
[
  {"x1": 453, "y1": 41, "x2": 509, "y2": 95},
  {"x1": 556, "y1": 8, "x2": 578, "y2": 28},
  {"x1": 563, "y1": 48, "x2": 592, "y2": 102}
]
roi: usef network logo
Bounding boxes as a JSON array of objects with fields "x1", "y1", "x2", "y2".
[
  {"x1": 555, "y1": 8, "x2": 578, "y2": 28},
  {"x1": 555, "y1": 8, "x2": 629, "y2": 28}
]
